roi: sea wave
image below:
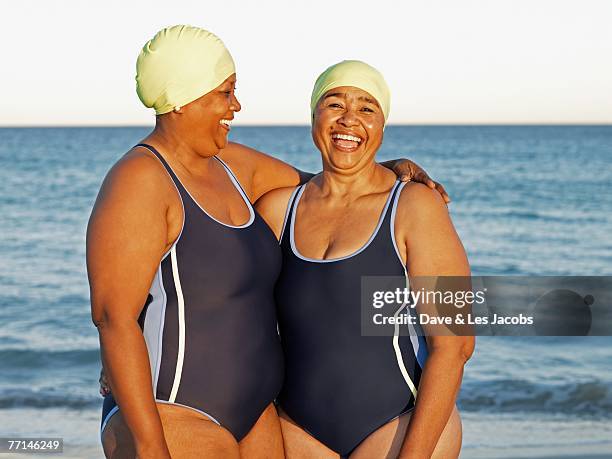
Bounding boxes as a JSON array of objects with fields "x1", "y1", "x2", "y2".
[
  {"x1": 0, "y1": 387, "x2": 99, "y2": 409},
  {"x1": 459, "y1": 378, "x2": 612, "y2": 417},
  {"x1": 2, "y1": 375, "x2": 610, "y2": 417},
  {"x1": 0, "y1": 348, "x2": 99, "y2": 368}
]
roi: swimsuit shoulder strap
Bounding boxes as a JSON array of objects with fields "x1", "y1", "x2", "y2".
[
  {"x1": 214, "y1": 155, "x2": 253, "y2": 205},
  {"x1": 389, "y1": 180, "x2": 409, "y2": 268},
  {"x1": 135, "y1": 143, "x2": 186, "y2": 195},
  {"x1": 387, "y1": 180, "x2": 405, "y2": 222},
  {"x1": 280, "y1": 185, "x2": 303, "y2": 246},
  {"x1": 367, "y1": 179, "x2": 401, "y2": 235}
]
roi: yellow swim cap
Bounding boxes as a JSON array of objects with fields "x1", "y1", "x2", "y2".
[
  {"x1": 136, "y1": 25, "x2": 236, "y2": 115},
  {"x1": 310, "y1": 60, "x2": 391, "y2": 123}
]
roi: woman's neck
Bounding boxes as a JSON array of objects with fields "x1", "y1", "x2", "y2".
[
  {"x1": 316, "y1": 161, "x2": 394, "y2": 200},
  {"x1": 141, "y1": 123, "x2": 217, "y2": 178}
]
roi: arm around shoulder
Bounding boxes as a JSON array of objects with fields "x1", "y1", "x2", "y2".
[{"x1": 219, "y1": 142, "x2": 305, "y2": 201}]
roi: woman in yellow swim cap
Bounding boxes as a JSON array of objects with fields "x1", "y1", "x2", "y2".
[{"x1": 256, "y1": 60, "x2": 472, "y2": 459}]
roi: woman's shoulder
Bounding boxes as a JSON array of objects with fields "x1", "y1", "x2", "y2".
[
  {"x1": 91, "y1": 146, "x2": 180, "y2": 226},
  {"x1": 102, "y1": 146, "x2": 174, "y2": 196},
  {"x1": 396, "y1": 181, "x2": 449, "y2": 219},
  {"x1": 393, "y1": 181, "x2": 453, "y2": 242}
]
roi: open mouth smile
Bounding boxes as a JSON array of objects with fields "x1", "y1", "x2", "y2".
[
  {"x1": 331, "y1": 132, "x2": 363, "y2": 151},
  {"x1": 220, "y1": 119, "x2": 233, "y2": 131}
]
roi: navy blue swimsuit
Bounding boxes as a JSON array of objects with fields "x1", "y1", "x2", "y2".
[
  {"x1": 275, "y1": 181, "x2": 428, "y2": 456},
  {"x1": 101, "y1": 144, "x2": 284, "y2": 441}
]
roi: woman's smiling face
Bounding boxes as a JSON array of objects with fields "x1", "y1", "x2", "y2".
[
  {"x1": 177, "y1": 73, "x2": 241, "y2": 152},
  {"x1": 312, "y1": 85, "x2": 385, "y2": 173}
]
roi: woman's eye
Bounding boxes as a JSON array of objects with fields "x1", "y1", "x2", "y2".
[
  {"x1": 362, "y1": 107, "x2": 374, "y2": 113},
  {"x1": 329, "y1": 103, "x2": 342, "y2": 108}
]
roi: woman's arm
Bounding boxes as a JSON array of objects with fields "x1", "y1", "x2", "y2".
[
  {"x1": 218, "y1": 142, "x2": 307, "y2": 202},
  {"x1": 88, "y1": 154, "x2": 173, "y2": 459},
  {"x1": 380, "y1": 159, "x2": 450, "y2": 203},
  {"x1": 254, "y1": 186, "x2": 297, "y2": 241},
  {"x1": 219, "y1": 142, "x2": 449, "y2": 202},
  {"x1": 394, "y1": 183, "x2": 474, "y2": 458}
]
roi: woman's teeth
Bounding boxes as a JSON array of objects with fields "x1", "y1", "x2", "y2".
[
  {"x1": 331, "y1": 133, "x2": 362, "y2": 150},
  {"x1": 220, "y1": 119, "x2": 232, "y2": 128},
  {"x1": 331, "y1": 133, "x2": 362, "y2": 143}
]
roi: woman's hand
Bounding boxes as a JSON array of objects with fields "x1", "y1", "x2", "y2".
[
  {"x1": 99, "y1": 367, "x2": 111, "y2": 397},
  {"x1": 391, "y1": 159, "x2": 451, "y2": 203}
]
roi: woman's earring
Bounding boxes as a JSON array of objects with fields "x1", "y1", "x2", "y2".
[{"x1": 174, "y1": 106, "x2": 181, "y2": 113}]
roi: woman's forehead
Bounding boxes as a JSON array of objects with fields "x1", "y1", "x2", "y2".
[
  {"x1": 322, "y1": 86, "x2": 379, "y2": 106},
  {"x1": 214, "y1": 74, "x2": 237, "y2": 89}
]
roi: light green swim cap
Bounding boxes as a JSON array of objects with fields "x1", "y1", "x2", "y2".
[
  {"x1": 310, "y1": 60, "x2": 391, "y2": 123},
  {"x1": 136, "y1": 25, "x2": 236, "y2": 115}
]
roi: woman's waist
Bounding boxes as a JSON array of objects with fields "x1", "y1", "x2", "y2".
[{"x1": 281, "y1": 338, "x2": 410, "y2": 380}]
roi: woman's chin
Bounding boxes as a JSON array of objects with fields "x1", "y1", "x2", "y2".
[
  {"x1": 215, "y1": 133, "x2": 230, "y2": 150},
  {"x1": 328, "y1": 159, "x2": 362, "y2": 172},
  {"x1": 327, "y1": 151, "x2": 367, "y2": 171}
]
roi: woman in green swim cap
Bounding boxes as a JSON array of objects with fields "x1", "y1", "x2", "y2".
[{"x1": 256, "y1": 60, "x2": 472, "y2": 459}]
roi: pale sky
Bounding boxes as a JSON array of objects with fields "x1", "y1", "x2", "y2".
[{"x1": 2, "y1": 0, "x2": 611, "y2": 125}]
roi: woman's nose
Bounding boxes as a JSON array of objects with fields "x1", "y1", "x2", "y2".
[
  {"x1": 231, "y1": 94, "x2": 241, "y2": 112},
  {"x1": 338, "y1": 109, "x2": 358, "y2": 127}
]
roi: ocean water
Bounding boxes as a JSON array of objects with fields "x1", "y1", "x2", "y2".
[{"x1": 0, "y1": 126, "x2": 611, "y2": 458}]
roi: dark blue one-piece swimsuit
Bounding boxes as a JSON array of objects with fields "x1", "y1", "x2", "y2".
[
  {"x1": 275, "y1": 180, "x2": 429, "y2": 457},
  {"x1": 100, "y1": 144, "x2": 284, "y2": 441}
]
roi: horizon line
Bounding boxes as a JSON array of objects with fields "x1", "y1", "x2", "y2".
[{"x1": 1, "y1": 122, "x2": 611, "y2": 128}]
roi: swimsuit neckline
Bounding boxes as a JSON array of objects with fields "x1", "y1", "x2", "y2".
[
  {"x1": 142, "y1": 144, "x2": 255, "y2": 229},
  {"x1": 289, "y1": 180, "x2": 399, "y2": 263}
]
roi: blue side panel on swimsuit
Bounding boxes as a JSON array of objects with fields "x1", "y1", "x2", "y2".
[
  {"x1": 101, "y1": 394, "x2": 117, "y2": 429},
  {"x1": 155, "y1": 256, "x2": 180, "y2": 402},
  {"x1": 275, "y1": 181, "x2": 427, "y2": 456},
  {"x1": 100, "y1": 144, "x2": 284, "y2": 441}
]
